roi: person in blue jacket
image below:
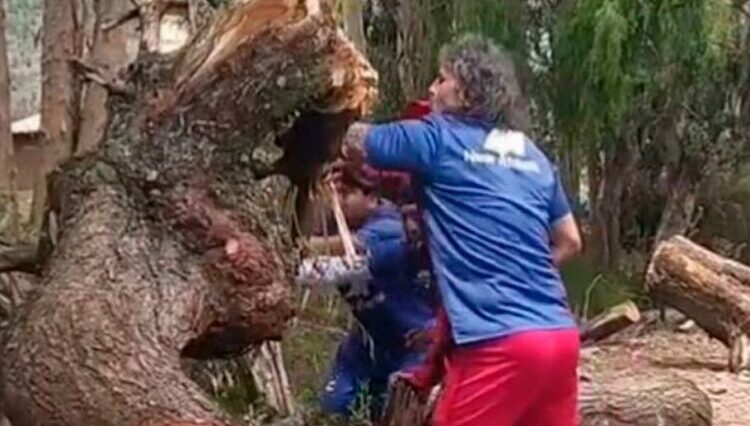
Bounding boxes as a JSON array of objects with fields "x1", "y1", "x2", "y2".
[{"x1": 301, "y1": 167, "x2": 436, "y2": 420}]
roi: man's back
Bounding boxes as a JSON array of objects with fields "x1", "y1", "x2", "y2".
[{"x1": 365, "y1": 113, "x2": 576, "y2": 344}]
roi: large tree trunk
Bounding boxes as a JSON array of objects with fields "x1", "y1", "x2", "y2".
[
  {"x1": 647, "y1": 236, "x2": 750, "y2": 372},
  {"x1": 0, "y1": 1, "x2": 377, "y2": 425}
]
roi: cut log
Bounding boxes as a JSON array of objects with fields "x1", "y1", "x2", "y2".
[
  {"x1": 382, "y1": 371, "x2": 712, "y2": 426},
  {"x1": 580, "y1": 300, "x2": 641, "y2": 343},
  {"x1": 647, "y1": 236, "x2": 750, "y2": 372},
  {"x1": 578, "y1": 371, "x2": 712, "y2": 426},
  {"x1": 0, "y1": 1, "x2": 376, "y2": 426}
]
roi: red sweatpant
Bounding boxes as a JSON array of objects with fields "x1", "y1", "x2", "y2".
[{"x1": 433, "y1": 329, "x2": 580, "y2": 426}]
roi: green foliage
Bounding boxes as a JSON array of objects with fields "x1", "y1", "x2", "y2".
[
  {"x1": 551, "y1": 0, "x2": 732, "y2": 148},
  {"x1": 450, "y1": 0, "x2": 529, "y2": 77},
  {"x1": 560, "y1": 257, "x2": 647, "y2": 318}
]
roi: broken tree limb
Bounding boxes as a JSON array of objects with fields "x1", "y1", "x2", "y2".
[
  {"x1": 0, "y1": 0, "x2": 376, "y2": 425},
  {"x1": 647, "y1": 236, "x2": 750, "y2": 372},
  {"x1": 580, "y1": 300, "x2": 641, "y2": 343},
  {"x1": 249, "y1": 341, "x2": 295, "y2": 416}
]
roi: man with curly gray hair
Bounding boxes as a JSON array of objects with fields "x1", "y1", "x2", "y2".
[
  {"x1": 436, "y1": 34, "x2": 530, "y2": 131},
  {"x1": 340, "y1": 33, "x2": 582, "y2": 426}
]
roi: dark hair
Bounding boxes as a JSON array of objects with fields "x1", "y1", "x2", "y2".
[{"x1": 439, "y1": 34, "x2": 530, "y2": 132}]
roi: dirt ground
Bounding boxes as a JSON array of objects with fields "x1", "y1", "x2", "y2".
[{"x1": 582, "y1": 324, "x2": 750, "y2": 426}]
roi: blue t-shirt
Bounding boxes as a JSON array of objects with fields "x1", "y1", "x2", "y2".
[
  {"x1": 342, "y1": 204, "x2": 435, "y2": 352},
  {"x1": 365, "y1": 113, "x2": 576, "y2": 345}
]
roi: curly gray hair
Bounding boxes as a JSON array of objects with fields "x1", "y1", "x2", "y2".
[{"x1": 439, "y1": 34, "x2": 530, "y2": 132}]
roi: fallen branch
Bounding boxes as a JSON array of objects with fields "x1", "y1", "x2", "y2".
[
  {"x1": 580, "y1": 300, "x2": 641, "y2": 343},
  {"x1": 0, "y1": 242, "x2": 38, "y2": 273}
]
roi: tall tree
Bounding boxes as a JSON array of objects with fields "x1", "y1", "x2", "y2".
[
  {"x1": 0, "y1": 0, "x2": 12, "y2": 190},
  {"x1": 551, "y1": 0, "x2": 739, "y2": 269}
]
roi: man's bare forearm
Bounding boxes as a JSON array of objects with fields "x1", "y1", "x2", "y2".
[{"x1": 341, "y1": 122, "x2": 373, "y2": 162}]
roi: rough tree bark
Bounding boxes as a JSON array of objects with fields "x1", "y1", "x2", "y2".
[
  {"x1": 647, "y1": 236, "x2": 750, "y2": 372},
  {"x1": 0, "y1": 1, "x2": 377, "y2": 425}
]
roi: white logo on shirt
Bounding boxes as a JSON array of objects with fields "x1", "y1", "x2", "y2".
[{"x1": 463, "y1": 129, "x2": 541, "y2": 173}]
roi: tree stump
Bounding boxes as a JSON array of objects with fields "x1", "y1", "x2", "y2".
[
  {"x1": 0, "y1": 1, "x2": 376, "y2": 425},
  {"x1": 647, "y1": 236, "x2": 750, "y2": 371}
]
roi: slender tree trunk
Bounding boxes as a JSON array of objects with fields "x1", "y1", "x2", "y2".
[
  {"x1": 653, "y1": 167, "x2": 697, "y2": 244},
  {"x1": 591, "y1": 141, "x2": 634, "y2": 270},
  {"x1": 40, "y1": 0, "x2": 82, "y2": 172},
  {"x1": 340, "y1": 0, "x2": 367, "y2": 55},
  {"x1": 585, "y1": 147, "x2": 603, "y2": 264},
  {"x1": 0, "y1": 0, "x2": 18, "y2": 249},
  {"x1": 0, "y1": 2, "x2": 376, "y2": 425},
  {"x1": 75, "y1": 0, "x2": 141, "y2": 157},
  {"x1": 559, "y1": 139, "x2": 580, "y2": 213},
  {"x1": 396, "y1": 0, "x2": 437, "y2": 99},
  {"x1": 0, "y1": 0, "x2": 11, "y2": 189}
]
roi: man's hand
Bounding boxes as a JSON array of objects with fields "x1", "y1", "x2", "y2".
[
  {"x1": 341, "y1": 122, "x2": 372, "y2": 164},
  {"x1": 405, "y1": 328, "x2": 434, "y2": 351},
  {"x1": 550, "y1": 214, "x2": 582, "y2": 267}
]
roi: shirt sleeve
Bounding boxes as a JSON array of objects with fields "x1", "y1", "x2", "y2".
[
  {"x1": 356, "y1": 225, "x2": 408, "y2": 277},
  {"x1": 365, "y1": 118, "x2": 441, "y2": 176},
  {"x1": 549, "y1": 172, "x2": 572, "y2": 226},
  {"x1": 366, "y1": 237, "x2": 409, "y2": 277}
]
